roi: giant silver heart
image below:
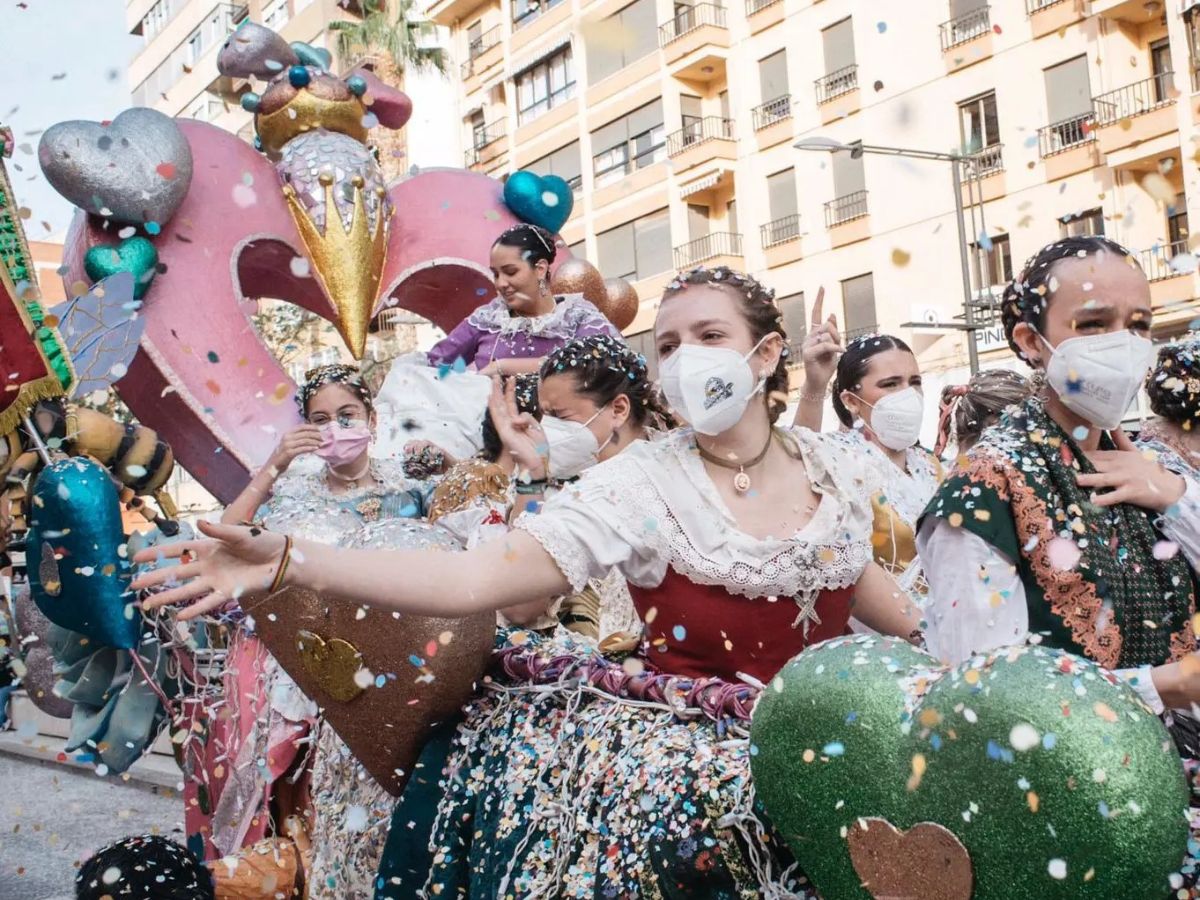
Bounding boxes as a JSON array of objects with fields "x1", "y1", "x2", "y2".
[{"x1": 38, "y1": 108, "x2": 194, "y2": 227}]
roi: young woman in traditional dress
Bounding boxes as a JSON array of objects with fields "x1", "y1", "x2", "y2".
[
  {"x1": 214, "y1": 364, "x2": 433, "y2": 899},
  {"x1": 918, "y1": 235, "x2": 1200, "y2": 705},
  {"x1": 134, "y1": 265, "x2": 922, "y2": 897},
  {"x1": 795, "y1": 312, "x2": 940, "y2": 601},
  {"x1": 424, "y1": 223, "x2": 619, "y2": 376}
]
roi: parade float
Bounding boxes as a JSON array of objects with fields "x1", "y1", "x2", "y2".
[{"x1": 1, "y1": 16, "x2": 1191, "y2": 899}]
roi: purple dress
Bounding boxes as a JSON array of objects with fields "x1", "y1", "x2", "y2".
[{"x1": 426, "y1": 294, "x2": 620, "y2": 369}]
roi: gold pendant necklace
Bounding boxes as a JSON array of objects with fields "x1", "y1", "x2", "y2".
[
  {"x1": 695, "y1": 429, "x2": 775, "y2": 494},
  {"x1": 327, "y1": 458, "x2": 371, "y2": 491}
]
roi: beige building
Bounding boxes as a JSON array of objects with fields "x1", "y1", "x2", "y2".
[{"x1": 429, "y1": 0, "x2": 1200, "y2": 421}]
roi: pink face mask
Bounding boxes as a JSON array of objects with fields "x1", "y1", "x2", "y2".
[{"x1": 315, "y1": 420, "x2": 372, "y2": 467}]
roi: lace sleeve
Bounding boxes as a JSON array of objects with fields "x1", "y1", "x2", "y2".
[{"x1": 513, "y1": 453, "x2": 666, "y2": 594}]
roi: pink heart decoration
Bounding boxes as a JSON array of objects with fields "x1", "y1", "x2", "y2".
[{"x1": 60, "y1": 120, "x2": 552, "y2": 504}]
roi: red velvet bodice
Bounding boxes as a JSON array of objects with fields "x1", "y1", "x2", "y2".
[{"x1": 627, "y1": 567, "x2": 854, "y2": 683}]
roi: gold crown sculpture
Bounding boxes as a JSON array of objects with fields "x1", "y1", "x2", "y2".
[{"x1": 283, "y1": 176, "x2": 388, "y2": 360}]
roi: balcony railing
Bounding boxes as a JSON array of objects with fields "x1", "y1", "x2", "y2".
[
  {"x1": 815, "y1": 64, "x2": 859, "y2": 105},
  {"x1": 1026, "y1": 0, "x2": 1066, "y2": 11},
  {"x1": 746, "y1": 0, "x2": 781, "y2": 13},
  {"x1": 844, "y1": 323, "x2": 880, "y2": 341},
  {"x1": 1093, "y1": 72, "x2": 1175, "y2": 126},
  {"x1": 1139, "y1": 240, "x2": 1193, "y2": 282},
  {"x1": 464, "y1": 123, "x2": 506, "y2": 166},
  {"x1": 965, "y1": 144, "x2": 1004, "y2": 178},
  {"x1": 824, "y1": 190, "x2": 869, "y2": 227},
  {"x1": 513, "y1": 0, "x2": 565, "y2": 29},
  {"x1": 673, "y1": 231, "x2": 743, "y2": 268},
  {"x1": 460, "y1": 26, "x2": 501, "y2": 78},
  {"x1": 940, "y1": 6, "x2": 991, "y2": 51},
  {"x1": 1037, "y1": 111, "x2": 1096, "y2": 157},
  {"x1": 593, "y1": 127, "x2": 666, "y2": 186},
  {"x1": 658, "y1": 3, "x2": 727, "y2": 46},
  {"x1": 761, "y1": 214, "x2": 801, "y2": 247},
  {"x1": 752, "y1": 95, "x2": 792, "y2": 131},
  {"x1": 666, "y1": 116, "x2": 734, "y2": 156}
]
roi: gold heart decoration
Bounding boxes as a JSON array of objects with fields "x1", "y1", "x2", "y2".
[
  {"x1": 297, "y1": 630, "x2": 364, "y2": 703},
  {"x1": 250, "y1": 585, "x2": 494, "y2": 796},
  {"x1": 846, "y1": 818, "x2": 973, "y2": 900}
]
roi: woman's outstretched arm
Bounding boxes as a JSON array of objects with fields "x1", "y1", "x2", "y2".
[
  {"x1": 849, "y1": 561, "x2": 924, "y2": 643},
  {"x1": 134, "y1": 521, "x2": 571, "y2": 621}
]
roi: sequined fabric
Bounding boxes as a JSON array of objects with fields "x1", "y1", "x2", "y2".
[{"x1": 418, "y1": 631, "x2": 810, "y2": 899}]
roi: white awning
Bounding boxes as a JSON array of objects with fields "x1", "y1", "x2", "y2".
[
  {"x1": 679, "y1": 168, "x2": 729, "y2": 198},
  {"x1": 507, "y1": 36, "x2": 572, "y2": 79}
]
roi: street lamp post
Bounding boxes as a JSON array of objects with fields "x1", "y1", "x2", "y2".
[{"x1": 795, "y1": 138, "x2": 981, "y2": 374}]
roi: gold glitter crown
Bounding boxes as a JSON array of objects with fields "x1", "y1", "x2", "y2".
[{"x1": 257, "y1": 90, "x2": 370, "y2": 157}]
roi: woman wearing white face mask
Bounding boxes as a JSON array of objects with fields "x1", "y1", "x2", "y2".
[
  {"x1": 133, "y1": 266, "x2": 922, "y2": 896},
  {"x1": 919, "y1": 235, "x2": 1200, "y2": 717},
  {"x1": 794, "y1": 326, "x2": 941, "y2": 602},
  {"x1": 480, "y1": 334, "x2": 673, "y2": 641}
]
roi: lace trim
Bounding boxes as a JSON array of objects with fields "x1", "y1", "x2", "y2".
[
  {"x1": 269, "y1": 457, "x2": 412, "y2": 503},
  {"x1": 465, "y1": 294, "x2": 611, "y2": 341},
  {"x1": 961, "y1": 449, "x2": 1122, "y2": 668},
  {"x1": 519, "y1": 515, "x2": 593, "y2": 594}
]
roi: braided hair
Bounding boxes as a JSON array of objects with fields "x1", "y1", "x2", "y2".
[
  {"x1": 540, "y1": 334, "x2": 677, "y2": 430},
  {"x1": 661, "y1": 266, "x2": 790, "y2": 423},
  {"x1": 1147, "y1": 336, "x2": 1200, "y2": 430},
  {"x1": 295, "y1": 363, "x2": 373, "y2": 417},
  {"x1": 831, "y1": 333, "x2": 915, "y2": 428},
  {"x1": 1000, "y1": 235, "x2": 1136, "y2": 364},
  {"x1": 493, "y1": 223, "x2": 558, "y2": 266},
  {"x1": 934, "y1": 368, "x2": 1032, "y2": 455}
]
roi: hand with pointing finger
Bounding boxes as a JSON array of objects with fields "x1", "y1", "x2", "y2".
[{"x1": 800, "y1": 286, "x2": 843, "y2": 392}]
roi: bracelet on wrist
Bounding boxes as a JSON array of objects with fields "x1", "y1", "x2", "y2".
[
  {"x1": 800, "y1": 390, "x2": 825, "y2": 403},
  {"x1": 515, "y1": 479, "x2": 548, "y2": 495},
  {"x1": 268, "y1": 535, "x2": 294, "y2": 594}
]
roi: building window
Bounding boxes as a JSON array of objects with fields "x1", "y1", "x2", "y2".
[
  {"x1": 816, "y1": 18, "x2": 857, "y2": 104},
  {"x1": 841, "y1": 274, "x2": 877, "y2": 338},
  {"x1": 568, "y1": 239, "x2": 587, "y2": 259},
  {"x1": 132, "y1": 4, "x2": 242, "y2": 106},
  {"x1": 515, "y1": 46, "x2": 575, "y2": 125},
  {"x1": 514, "y1": 0, "x2": 565, "y2": 29},
  {"x1": 1168, "y1": 193, "x2": 1189, "y2": 252},
  {"x1": 680, "y1": 94, "x2": 703, "y2": 131},
  {"x1": 596, "y1": 209, "x2": 672, "y2": 282},
  {"x1": 188, "y1": 96, "x2": 226, "y2": 122},
  {"x1": 1150, "y1": 37, "x2": 1173, "y2": 103},
  {"x1": 1039, "y1": 55, "x2": 1094, "y2": 155},
  {"x1": 970, "y1": 234, "x2": 1013, "y2": 291},
  {"x1": 625, "y1": 331, "x2": 658, "y2": 380},
  {"x1": 591, "y1": 100, "x2": 665, "y2": 187},
  {"x1": 140, "y1": 0, "x2": 187, "y2": 41},
  {"x1": 777, "y1": 292, "x2": 807, "y2": 354},
  {"x1": 763, "y1": 168, "x2": 800, "y2": 246},
  {"x1": 959, "y1": 91, "x2": 999, "y2": 154},
  {"x1": 1059, "y1": 208, "x2": 1104, "y2": 237},
  {"x1": 528, "y1": 140, "x2": 583, "y2": 192},
  {"x1": 586, "y1": 0, "x2": 658, "y2": 83}
]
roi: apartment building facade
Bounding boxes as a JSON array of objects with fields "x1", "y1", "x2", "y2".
[{"x1": 430, "y1": 0, "x2": 1200, "y2": 406}]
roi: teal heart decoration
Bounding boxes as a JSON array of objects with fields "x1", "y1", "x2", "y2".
[
  {"x1": 27, "y1": 457, "x2": 136, "y2": 649},
  {"x1": 84, "y1": 237, "x2": 158, "y2": 300},
  {"x1": 751, "y1": 636, "x2": 1190, "y2": 900},
  {"x1": 503, "y1": 170, "x2": 573, "y2": 234}
]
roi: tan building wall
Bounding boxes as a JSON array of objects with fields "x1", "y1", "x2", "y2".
[
  {"x1": 431, "y1": 0, "x2": 1200, "y2": 417},
  {"x1": 28, "y1": 240, "x2": 66, "y2": 305}
]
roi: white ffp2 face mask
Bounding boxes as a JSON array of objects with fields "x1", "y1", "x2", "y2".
[
  {"x1": 541, "y1": 407, "x2": 610, "y2": 479},
  {"x1": 659, "y1": 337, "x2": 774, "y2": 436},
  {"x1": 855, "y1": 386, "x2": 925, "y2": 451},
  {"x1": 1040, "y1": 330, "x2": 1154, "y2": 431}
]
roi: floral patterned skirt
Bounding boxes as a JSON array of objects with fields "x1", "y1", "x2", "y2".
[{"x1": 412, "y1": 633, "x2": 808, "y2": 899}]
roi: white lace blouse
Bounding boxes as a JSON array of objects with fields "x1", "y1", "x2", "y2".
[{"x1": 515, "y1": 427, "x2": 875, "y2": 599}]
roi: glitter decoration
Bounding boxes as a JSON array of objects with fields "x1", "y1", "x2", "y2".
[{"x1": 751, "y1": 635, "x2": 1189, "y2": 900}]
